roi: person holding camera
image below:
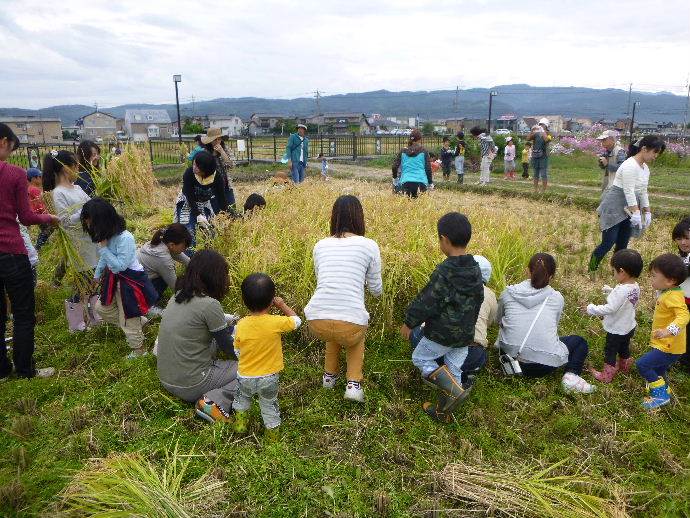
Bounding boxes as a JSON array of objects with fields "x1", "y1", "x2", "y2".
[
  {"x1": 496, "y1": 253, "x2": 595, "y2": 394},
  {"x1": 596, "y1": 130, "x2": 626, "y2": 192}
]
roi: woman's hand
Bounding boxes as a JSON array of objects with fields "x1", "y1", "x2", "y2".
[
  {"x1": 652, "y1": 328, "x2": 671, "y2": 339},
  {"x1": 47, "y1": 214, "x2": 60, "y2": 227}
]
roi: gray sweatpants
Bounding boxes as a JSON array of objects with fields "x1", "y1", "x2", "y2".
[
  {"x1": 232, "y1": 374, "x2": 281, "y2": 429},
  {"x1": 161, "y1": 359, "x2": 238, "y2": 413}
]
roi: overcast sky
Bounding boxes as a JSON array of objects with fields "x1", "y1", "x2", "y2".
[{"x1": 1, "y1": 0, "x2": 689, "y2": 109}]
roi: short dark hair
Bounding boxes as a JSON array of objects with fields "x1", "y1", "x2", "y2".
[
  {"x1": 528, "y1": 253, "x2": 556, "y2": 289},
  {"x1": 671, "y1": 217, "x2": 690, "y2": 241},
  {"x1": 611, "y1": 249, "x2": 643, "y2": 278},
  {"x1": 194, "y1": 150, "x2": 216, "y2": 177},
  {"x1": 76, "y1": 140, "x2": 101, "y2": 172},
  {"x1": 330, "y1": 195, "x2": 365, "y2": 237},
  {"x1": 442, "y1": 137, "x2": 450, "y2": 143},
  {"x1": 649, "y1": 253, "x2": 688, "y2": 286},
  {"x1": 456, "y1": 131, "x2": 465, "y2": 139},
  {"x1": 80, "y1": 197, "x2": 126, "y2": 242},
  {"x1": 469, "y1": 126, "x2": 486, "y2": 137},
  {"x1": 437, "y1": 212, "x2": 472, "y2": 247},
  {"x1": 150, "y1": 223, "x2": 192, "y2": 247},
  {"x1": 243, "y1": 193, "x2": 266, "y2": 213},
  {"x1": 194, "y1": 135, "x2": 203, "y2": 144},
  {"x1": 175, "y1": 250, "x2": 229, "y2": 303},
  {"x1": 241, "y1": 273, "x2": 275, "y2": 312},
  {"x1": 0, "y1": 123, "x2": 20, "y2": 151}
]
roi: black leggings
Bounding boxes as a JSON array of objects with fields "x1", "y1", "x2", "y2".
[
  {"x1": 604, "y1": 329, "x2": 634, "y2": 366},
  {"x1": 402, "y1": 182, "x2": 427, "y2": 198}
]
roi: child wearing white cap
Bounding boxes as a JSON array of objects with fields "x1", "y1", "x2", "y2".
[{"x1": 503, "y1": 137, "x2": 516, "y2": 180}]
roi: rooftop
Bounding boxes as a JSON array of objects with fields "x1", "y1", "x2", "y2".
[
  {"x1": 0, "y1": 116, "x2": 61, "y2": 123},
  {"x1": 125, "y1": 109, "x2": 171, "y2": 124}
]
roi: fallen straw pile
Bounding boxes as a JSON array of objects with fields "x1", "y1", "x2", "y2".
[{"x1": 438, "y1": 460, "x2": 628, "y2": 518}]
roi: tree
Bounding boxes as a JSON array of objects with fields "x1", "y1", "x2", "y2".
[
  {"x1": 62, "y1": 130, "x2": 77, "y2": 141},
  {"x1": 422, "y1": 122, "x2": 435, "y2": 136},
  {"x1": 182, "y1": 120, "x2": 204, "y2": 134}
]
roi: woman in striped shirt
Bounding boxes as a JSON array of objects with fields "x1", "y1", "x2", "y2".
[
  {"x1": 305, "y1": 195, "x2": 383, "y2": 403},
  {"x1": 470, "y1": 127, "x2": 498, "y2": 185}
]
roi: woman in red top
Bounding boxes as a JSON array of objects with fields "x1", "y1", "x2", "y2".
[{"x1": 0, "y1": 123, "x2": 59, "y2": 379}]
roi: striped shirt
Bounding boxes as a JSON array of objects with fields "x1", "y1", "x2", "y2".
[
  {"x1": 479, "y1": 134, "x2": 497, "y2": 158},
  {"x1": 304, "y1": 235, "x2": 383, "y2": 326}
]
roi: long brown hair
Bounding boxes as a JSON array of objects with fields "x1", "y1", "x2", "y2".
[
  {"x1": 330, "y1": 195, "x2": 365, "y2": 237},
  {"x1": 76, "y1": 140, "x2": 101, "y2": 172},
  {"x1": 528, "y1": 253, "x2": 556, "y2": 289}
]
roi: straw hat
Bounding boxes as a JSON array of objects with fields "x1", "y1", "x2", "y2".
[{"x1": 201, "y1": 127, "x2": 225, "y2": 145}]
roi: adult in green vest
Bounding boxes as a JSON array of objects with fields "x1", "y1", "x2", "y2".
[
  {"x1": 285, "y1": 124, "x2": 309, "y2": 183},
  {"x1": 391, "y1": 129, "x2": 433, "y2": 198}
]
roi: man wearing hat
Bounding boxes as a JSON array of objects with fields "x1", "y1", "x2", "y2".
[
  {"x1": 284, "y1": 124, "x2": 309, "y2": 184},
  {"x1": 596, "y1": 130, "x2": 626, "y2": 192}
]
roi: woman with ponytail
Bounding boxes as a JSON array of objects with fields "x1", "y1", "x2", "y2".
[
  {"x1": 496, "y1": 253, "x2": 596, "y2": 393},
  {"x1": 589, "y1": 135, "x2": 665, "y2": 272},
  {"x1": 43, "y1": 150, "x2": 100, "y2": 332},
  {"x1": 136, "y1": 223, "x2": 192, "y2": 315},
  {"x1": 391, "y1": 129, "x2": 433, "y2": 198}
]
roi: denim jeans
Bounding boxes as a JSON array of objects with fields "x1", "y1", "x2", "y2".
[
  {"x1": 592, "y1": 219, "x2": 632, "y2": 262},
  {"x1": 291, "y1": 161, "x2": 306, "y2": 183},
  {"x1": 232, "y1": 373, "x2": 281, "y2": 429},
  {"x1": 0, "y1": 253, "x2": 37, "y2": 378},
  {"x1": 162, "y1": 359, "x2": 238, "y2": 413},
  {"x1": 636, "y1": 348, "x2": 681, "y2": 383},
  {"x1": 454, "y1": 156, "x2": 464, "y2": 176},
  {"x1": 410, "y1": 326, "x2": 487, "y2": 384},
  {"x1": 518, "y1": 335, "x2": 589, "y2": 377},
  {"x1": 176, "y1": 202, "x2": 213, "y2": 254}
]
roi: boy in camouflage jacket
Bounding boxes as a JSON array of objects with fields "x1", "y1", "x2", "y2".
[{"x1": 401, "y1": 212, "x2": 484, "y2": 422}]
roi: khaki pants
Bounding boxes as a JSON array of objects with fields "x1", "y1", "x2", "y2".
[
  {"x1": 308, "y1": 319, "x2": 367, "y2": 382},
  {"x1": 95, "y1": 290, "x2": 144, "y2": 351}
]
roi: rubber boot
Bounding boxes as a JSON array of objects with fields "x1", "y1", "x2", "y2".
[
  {"x1": 588, "y1": 253, "x2": 602, "y2": 272},
  {"x1": 264, "y1": 426, "x2": 281, "y2": 443},
  {"x1": 617, "y1": 357, "x2": 634, "y2": 373},
  {"x1": 642, "y1": 378, "x2": 670, "y2": 410},
  {"x1": 86, "y1": 295, "x2": 102, "y2": 327},
  {"x1": 233, "y1": 410, "x2": 248, "y2": 434},
  {"x1": 64, "y1": 300, "x2": 86, "y2": 332},
  {"x1": 457, "y1": 175, "x2": 463, "y2": 184},
  {"x1": 590, "y1": 363, "x2": 618, "y2": 383},
  {"x1": 426, "y1": 365, "x2": 465, "y2": 412},
  {"x1": 422, "y1": 393, "x2": 452, "y2": 423}
]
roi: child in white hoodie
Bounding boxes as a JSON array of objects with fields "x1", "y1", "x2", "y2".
[{"x1": 585, "y1": 249, "x2": 642, "y2": 383}]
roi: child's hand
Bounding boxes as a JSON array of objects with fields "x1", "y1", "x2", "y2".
[
  {"x1": 272, "y1": 296, "x2": 285, "y2": 308},
  {"x1": 652, "y1": 328, "x2": 671, "y2": 339},
  {"x1": 400, "y1": 324, "x2": 411, "y2": 340},
  {"x1": 601, "y1": 285, "x2": 613, "y2": 295},
  {"x1": 98, "y1": 239, "x2": 108, "y2": 247}
]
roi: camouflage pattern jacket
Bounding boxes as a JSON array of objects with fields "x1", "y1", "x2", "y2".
[{"x1": 404, "y1": 255, "x2": 484, "y2": 348}]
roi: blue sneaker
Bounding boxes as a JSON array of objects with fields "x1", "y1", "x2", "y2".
[{"x1": 642, "y1": 378, "x2": 670, "y2": 410}]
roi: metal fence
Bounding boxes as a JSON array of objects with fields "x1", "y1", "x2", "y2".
[{"x1": 6, "y1": 134, "x2": 446, "y2": 169}]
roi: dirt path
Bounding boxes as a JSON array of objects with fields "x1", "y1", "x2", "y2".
[{"x1": 320, "y1": 162, "x2": 689, "y2": 203}]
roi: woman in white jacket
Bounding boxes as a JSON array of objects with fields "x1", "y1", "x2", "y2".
[
  {"x1": 589, "y1": 135, "x2": 665, "y2": 271},
  {"x1": 497, "y1": 253, "x2": 595, "y2": 393}
]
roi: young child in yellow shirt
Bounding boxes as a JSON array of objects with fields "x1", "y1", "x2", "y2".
[
  {"x1": 635, "y1": 253, "x2": 690, "y2": 409},
  {"x1": 232, "y1": 273, "x2": 301, "y2": 440}
]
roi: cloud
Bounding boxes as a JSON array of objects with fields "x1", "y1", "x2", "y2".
[{"x1": 0, "y1": 0, "x2": 688, "y2": 109}]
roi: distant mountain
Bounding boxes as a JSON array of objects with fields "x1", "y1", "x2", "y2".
[{"x1": 1, "y1": 84, "x2": 686, "y2": 125}]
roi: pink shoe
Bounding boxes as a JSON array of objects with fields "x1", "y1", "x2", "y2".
[
  {"x1": 590, "y1": 363, "x2": 618, "y2": 383},
  {"x1": 617, "y1": 357, "x2": 634, "y2": 373}
]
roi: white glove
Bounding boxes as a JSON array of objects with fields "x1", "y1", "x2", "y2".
[
  {"x1": 601, "y1": 285, "x2": 613, "y2": 295},
  {"x1": 196, "y1": 215, "x2": 209, "y2": 228},
  {"x1": 586, "y1": 304, "x2": 597, "y2": 316},
  {"x1": 644, "y1": 212, "x2": 652, "y2": 227},
  {"x1": 428, "y1": 183, "x2": 435, "y2": 191},
  {"x1": 629, "y1": 211, "x2": 642, "y2": 228}
]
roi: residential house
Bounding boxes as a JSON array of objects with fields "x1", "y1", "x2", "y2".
[
  {"x1": 208, "y1": 115, "x2": 244, "y2": 136},
  {"x1": 0, "y1": 116, "x2": 63, "y2": 144},
  {"x1": 565, "y1": 117, "x2": 593, "y2": 133},
  {"x1": 307, "y1": 113, "x2": 367, "y2": 134},
  {"x1": 249, "y1": 113, "x2": 289, "y2": 135},
  {"x1": 77, "y1": 110, "x2": 118, "y2": 141},
  {"x1": 124, "y1": 109, "x2": 173, "y2": 141},
  {"x1": 523, "y1": 115, "x2": 565, "y2": 134},
  {"x1": 361, "y1": 116, "x2": 403, "y2": 135},
  {"x1": 495, "y1": 114, "x2": 518, "y2": 132},
  {"x1": 635, "y1": 122, "x2": 659, "y2": 133},
  {"x1": 445, "y1": 118, "x2": 486, "y2": 134}
]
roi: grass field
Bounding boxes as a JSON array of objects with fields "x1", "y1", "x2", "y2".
[{"x1": 1, "y1": 174, "x2": 689, "y2": 516}]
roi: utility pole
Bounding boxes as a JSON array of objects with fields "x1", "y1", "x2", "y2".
[
  {"x1": 487, "y1": 91, "x2": 498, "y2": 133},
  {"x1": 629, "y1": 101, "x2": 639, "y2": 143},
  {"x1": 173, "y1": 75, "x2": 182, "y2": 146},
  {"x1": 191, "y1": 95, "x2": 196, "y2": 116},
  {"x1": 625, "y1": 83, "x2": 632, "y2": 116},
  {"x1": 452, "y1": 85, "x2": 460, "y2": 130},
  {"x1": 683, "y1": 80, "x2": 690, "y2": 143}
]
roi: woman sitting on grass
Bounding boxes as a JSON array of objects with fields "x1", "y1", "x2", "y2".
[
  {"x1": 156, "y1": 250, "x2": 239, "y2": 424},
  {"x1": 391, "y1": 129, "x2": 433, "y2": 198},
  {"x1": 496, "y1": 253, "x2": 596, "y2": 394},
  {"x1": 82, "y1": 198, "x2": 158, "y2": 359},
  {"x1": 136, "y1": 223, "x2": 192, "y2": 317}
]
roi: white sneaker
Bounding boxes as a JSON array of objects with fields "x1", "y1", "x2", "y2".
[
  {"x1": 562, "y1": 372, "x2": 596, "y2": 394},
  {"x1": 344, "y1": 380, "x2": 365, "y2": 402},
  {"x1": 322, "y1": 372, "x2": 338, "y2": 389},
  {"x1": 36, "y1": 367, "x2": 55, "y2": 378},
  {"x1": 146, "y1": 306, "x2": 164, "y2": 318}
]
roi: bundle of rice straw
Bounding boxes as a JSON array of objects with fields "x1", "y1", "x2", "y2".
[{"x1": 95, "y1": 144, "x2": 157, "y2": 207}]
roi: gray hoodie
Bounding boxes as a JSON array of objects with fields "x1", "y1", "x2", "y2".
[
  {"x1": 496, "y1": 280, "x2": 568, "y2": 367},
  {"x1": 136, "y1": 242, "x2": 190, "y2": 290}
]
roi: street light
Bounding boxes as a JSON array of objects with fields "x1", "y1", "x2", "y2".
[
  {"x1": 487, "y1": 91, "x2": 498, "y2": 133},
  {"x1": 173, "y1": 75, "x2": 182, "y2": 147}
]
